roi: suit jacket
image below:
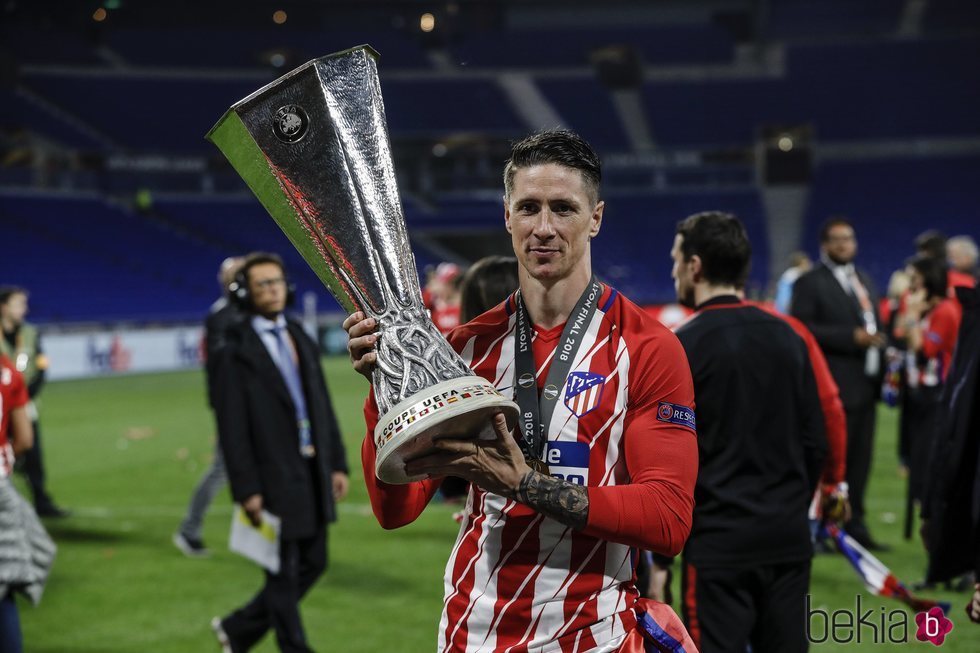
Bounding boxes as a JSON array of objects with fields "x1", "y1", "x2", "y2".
[
  {"x1": 922, "y1": 286, "x2": 980, "y2": 582},
  {"x1": 790, "y1": 262, "x2": 882, "y2": 408},
  {"x1": 213, "y1": 316, "x2": 348, "y2": 540},
  {"x1": 204, "y1": 298, "x2": 245, "y2": 409}
]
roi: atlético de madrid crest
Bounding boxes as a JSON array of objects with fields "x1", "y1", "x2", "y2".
[{"x1": 564, "y1": 371, "x2": 605, "y2": 417}]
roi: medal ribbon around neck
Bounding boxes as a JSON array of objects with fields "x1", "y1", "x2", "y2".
[{"x1": 513, "y1": 276, "x2": 602, "y2": 468}]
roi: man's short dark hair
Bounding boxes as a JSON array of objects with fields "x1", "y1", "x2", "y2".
[
  {"x1": 819, "y1": 217, "x2": 854, "y2": 243},
  {"x1": 908, "y1": 253, "x2": 948, "y2": 299},
  {"x1": 0, "y1": 286, "x2": 28, "y2": 306},
  {"x1": 676, "y1": 212, "x2": 752, "y2": 288},
  {"x1": 503, "y1": 130, "x2": 602, "y2": 204},
  {"x1": 915, "y1": 230, "x2": 948, "y2": 260},
  {"x1": 240, "y1": 252, "x2": 286, "y2": 284}
]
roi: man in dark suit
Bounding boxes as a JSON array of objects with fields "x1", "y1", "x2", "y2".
[
  {"x1": 791, "y1": 218, "x2": 887, "y2": 550},
  {"x1": 211, "y1": 252, "x2": 349, "y2": 653}
]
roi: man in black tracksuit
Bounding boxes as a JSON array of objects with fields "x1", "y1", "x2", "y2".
[{"x1": 670, "y1": 212, "x2": 827, "y2": 653}]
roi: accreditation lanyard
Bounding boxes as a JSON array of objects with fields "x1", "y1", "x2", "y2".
[{"x1": 513, "y1": 277, "x2": 602, "y2": 469}]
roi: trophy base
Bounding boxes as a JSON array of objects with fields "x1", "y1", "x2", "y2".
[{"x1": 374, "y1": 376, "x2": 520, "y2": 484}]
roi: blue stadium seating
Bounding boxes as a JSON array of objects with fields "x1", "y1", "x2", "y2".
[
  {"x1": 1, "y1": 187, "x2": 769, "y2": 322},
  {"x1": 20, "y1": 74, "x2": 526, "y2": 152},
  {"x1": 924, "y1": 0, "x2": 980, "y2": 35},
  {"x1": 7, "y1": 20, "x2": 978, "y2": 154},
  {"x1": 3, "y1": 14, "x2": 978, "y2": 324},
  {"x1": 104, "y1": 28, "x2": 432, "y2": 70},
  {"x1": 802, "y1": 156, "x2": 980, "y2": 290},
  {"x1": 0, "y1": 89, "x2": 107, "y2": 152},
  {"x1": 785, "y1": 38, "x2": 980, "y2": 141},
  {"x1": 593, "y1": 191, "x2": 769, "y2": 303},
  {"x1": 381, "y1": 79, "x2": 525, "y2": 135},
  {"x1": 0, "y1": 193, "x2": 218, "y2": 321},
  {"x1": 22, "y1": 75, "x2": 267, "y2": 153},
  {"x1": 537, "y1": 78, "x2": 632, "y2": 152},
  {"x1": 642, "y1": 38, "x2": 980, "y2": 147},
  {"x1": 765, "y1": 0, "x2": 904, "y2": 39},
  {"x1": 446, "y1": 24, "x2": 734, "y2": 68},
  {"x1": 0, "y1": 26, "x2": 106, "y2": 66}
]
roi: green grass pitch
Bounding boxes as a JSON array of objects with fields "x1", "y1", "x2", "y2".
[{"x1": 14, "y1": 357, "x2": 978, "y2": 651}]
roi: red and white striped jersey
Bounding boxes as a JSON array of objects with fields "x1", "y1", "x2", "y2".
[{"x1": 361, "y1": 285, "x2": 698, "y2": 653}]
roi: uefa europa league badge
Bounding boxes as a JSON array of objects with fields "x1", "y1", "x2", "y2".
[{"x1": 273, "y1": 104, "x2": 309, "y2": 143}]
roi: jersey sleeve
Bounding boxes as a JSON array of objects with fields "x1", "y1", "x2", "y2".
[
  {"x1": 361, "y1": 391, "x2": 443, "y2": 529},
  {"x1": 796, "y1": 322, "x2": 847, "y2": 488},
  {"x1": 921, "y1": 303, "x2": 960, "y2": 361},
  {"x1": 359, "y1": 319, "x2": 500, "y2": 529},
  {"x1": 582, "y1": 330, "x2": 698, "y2": 555}
]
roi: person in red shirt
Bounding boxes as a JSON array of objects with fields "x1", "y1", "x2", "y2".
[
  {"x1": 429, "y1": 262, "x2": 464, "y2": 335},
  {"x1": 345, "y1": 130, "x2": 698, "y2": 652},
  {"x1": 901, "y1": 255, "x2": 961, "y2": 508},
  {"x1": 0, "y1": 355, "x2": 32, "y2": 477},
  {"x1": 0, "y1": 355, "x2": 35, "y2": 653}
]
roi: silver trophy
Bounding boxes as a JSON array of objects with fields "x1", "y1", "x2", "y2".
[{"x1": 206, "y1": 45, "x2": 518, "y2": 484}]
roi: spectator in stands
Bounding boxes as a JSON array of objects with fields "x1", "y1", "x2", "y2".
[
  {"x1": 900, "y1": 255, "x2": 960, "y2": 507},
  {"x1": 0, "y1": 353, "x2": 55, "y2": 653},
  {"x1": 210, "y1": 252, "x2": 349, "y2": 653},
  {"x1": 0, "y1": 287, "x2": 67, "y2": 518},
  {"x1": 672, "y1": 211, "x2": 826, "y2": 653},
  {"x1": 791, "y1": 218, "x2": 887, "y2": 551},
  {"x1": 947, "y1": 235, "x2": 979, "y2": 288},
  {"x1": 774, "y1": 250, "x2": 812, "y2": 314},
  {"x1": 429, "y1": 262, "x2": 463, "y2": 334},
  {"x1": 440, "y1": 255, "x2": 519, "y2": 505},
  {"x1": 173, "y1": 256, "x2": 245, "y2": 558}
]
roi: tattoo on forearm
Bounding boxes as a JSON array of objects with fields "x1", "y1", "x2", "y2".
[{"x1": 515, "y1": 471, "x2": 589, "y2": 530}]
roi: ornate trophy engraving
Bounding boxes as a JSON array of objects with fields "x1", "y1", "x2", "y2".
[{"x1": 206, "y1": 45, "x2": 518, "y2": 484}]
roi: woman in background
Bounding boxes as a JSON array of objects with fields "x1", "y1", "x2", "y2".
[
  {"x1": 900, "y1": 255, "x2": 961, "y2": 512},
  {"x1": 440, "y1": 256, "x2": 519, "y2": 505}
]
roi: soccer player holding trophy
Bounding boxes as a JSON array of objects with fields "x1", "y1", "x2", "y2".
[{"x1": 211, "y1": 46, "x2": 699, "y2": 653}]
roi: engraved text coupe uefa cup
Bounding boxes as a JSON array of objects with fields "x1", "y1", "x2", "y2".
[{"x1": 206, "y1": 46, "x2": 519, "y2": 484}]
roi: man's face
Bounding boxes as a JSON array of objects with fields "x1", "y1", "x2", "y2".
[
  {"x1": 1, "y1": 293, "x2": 28, "y2": 325},
  {"x1": 670, "y1": 234, "x2": 697, "y2": 308},
  {"x1": 247, "y1": 262, "x2": 288, "y2": 317},
  {"x1": 504, "y1": 163, "x2": 603, "y2": 284},
  {"x1": 822, "y1": 224, "x2": 857, "y2": 265}
]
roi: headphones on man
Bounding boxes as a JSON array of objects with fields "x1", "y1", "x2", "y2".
[{"x1": 228, "y1": 254, "x2": 296, "y2": 311}]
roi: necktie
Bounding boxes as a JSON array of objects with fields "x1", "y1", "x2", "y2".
[
  {"x1": 847, "y1": 270, "x2": 880, "y2": 376},
  {"x1": 269, "y1": 326, "x2": 314, "y2": 457}
]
